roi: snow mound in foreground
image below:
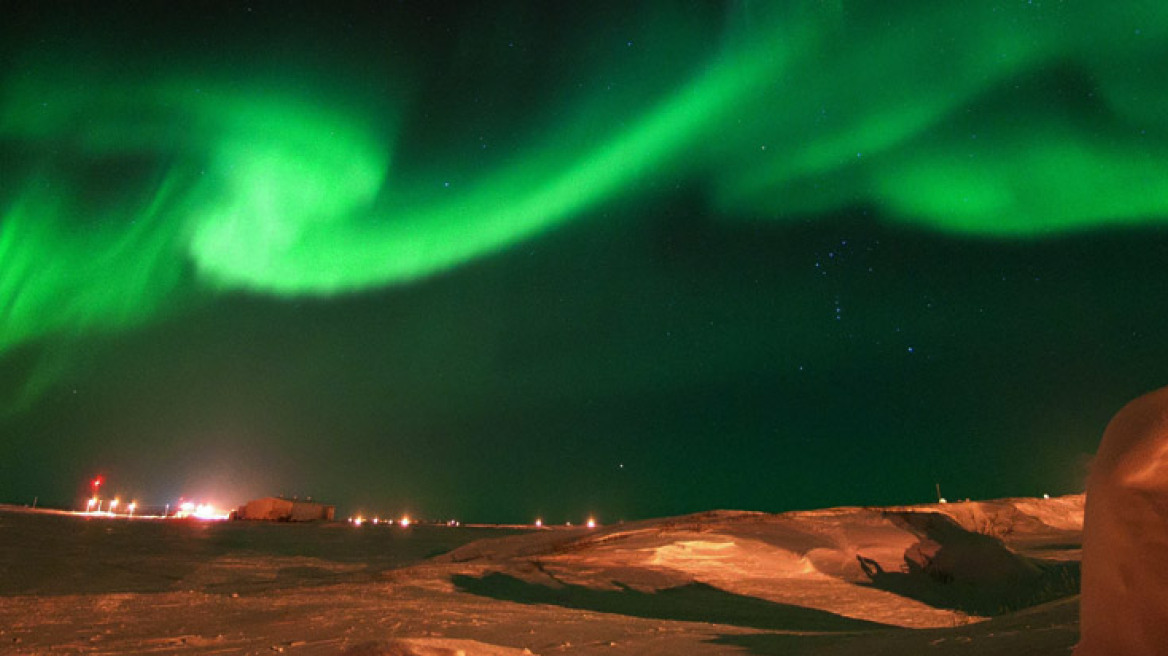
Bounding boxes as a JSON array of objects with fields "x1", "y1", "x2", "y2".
[
  {"x1": 1077, "y1": 385, "x2": 1168, "y2": 656},
  {"x1": 442, "y1": 498, "x2": 1082, "y2": 629}
]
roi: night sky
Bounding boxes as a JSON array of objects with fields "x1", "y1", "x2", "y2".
[{"x1": 3, "y1": 1, "x2": 1168, "y2": 522}]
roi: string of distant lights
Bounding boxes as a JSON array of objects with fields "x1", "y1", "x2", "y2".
[
  {"x1": 81, "y1": 476, "x2": 599, "y2": 525},
  {"x1": 77, "y1": 476, "x2": 229, "y2": 520}
]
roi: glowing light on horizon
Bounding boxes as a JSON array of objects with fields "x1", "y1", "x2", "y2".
[
  {"x1": 194, "y1": 504, "x2": 228, "y2": 520},
  {"x1": 399, "y1": 515, "x2": 411, "y2": 528},
  {"x1": 586, "y1": 517, "x2": 597, "y2": 529},
  {"x1": 173, "y1": 500, "x2": 228, "y2": 520},
  {"x1": 534, "y1": 518, "x2": 542, "y2": 528}
]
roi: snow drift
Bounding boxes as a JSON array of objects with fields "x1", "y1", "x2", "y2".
[{"x1": 1077, "y1": 385, "x2": 1168, "y2": 656}]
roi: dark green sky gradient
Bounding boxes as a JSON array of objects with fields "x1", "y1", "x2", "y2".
[{"x1": 2, "y1": 1, "x2": 1167, "y2": 520}]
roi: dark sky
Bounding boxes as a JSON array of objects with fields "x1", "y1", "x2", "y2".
[{"x1": 3, "y1": 1, "x2": 1167, "y2": 522}]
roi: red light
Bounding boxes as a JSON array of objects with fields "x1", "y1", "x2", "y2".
[{"x1": 92, "y1": 478, "x2": 103, "y2": 488}]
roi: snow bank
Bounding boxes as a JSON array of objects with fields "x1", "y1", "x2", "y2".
[
  {"x1": 646, "y1": 538, "x2": 825, "y2": 579},
  {"x1": 1076, "y1": 385, "x2": 1168, "y2": 656}
]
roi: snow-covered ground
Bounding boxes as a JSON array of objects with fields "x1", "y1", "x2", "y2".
[{"x1": 0, "y1": 496, "x2": 1083, "y2": 654}]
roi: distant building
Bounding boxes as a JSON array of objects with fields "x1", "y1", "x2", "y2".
[{"x1": 235, "y1": 497, "x2": 335, "y2": 522}]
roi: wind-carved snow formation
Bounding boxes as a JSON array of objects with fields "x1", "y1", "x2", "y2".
[{"x1": 1077, "y1": 385, "x2": 1168, "y2": 655}]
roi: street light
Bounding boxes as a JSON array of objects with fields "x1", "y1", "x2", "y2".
[
  {"x1": 128, "y1": 502, "x2": 137, "y2": 517},
  {"x1": 89, "y1": 477, "x2": 104, "y2": 513},
  {"x1": 110, "y1": 499, "x2": 119, "y2": 514}
]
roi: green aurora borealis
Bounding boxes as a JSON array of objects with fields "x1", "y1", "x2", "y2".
[{"x1": 3, "y1": 1, "x2": 1168, "y2": 519}]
